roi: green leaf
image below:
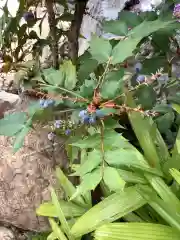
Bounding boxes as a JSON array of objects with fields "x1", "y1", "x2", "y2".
[
  {"x1": 70, "y1": 186, "x2": 146, "y2": 237},
  {"x1": 137, "y1": 184, "x2": 180, "y2": 231},
  {"x1": 172, "y1": 104, "x2": 180, "y2": 114},
  {"x1": 101, "y1": 80, "x2": 122, "y2": 99},
  {"x1": 170, "y1": 168, "x2": 180, "y2": 185},
  {"x1": 126, "y1": 93, "x2": 162, "y2": 170},
  {"x1": 103, "y1": 167, "x2": 125, "y2": 192},
  {"x1": 62, "y1": 60, "x2": 77, "y2": 90},
  {"x1": 55, "y1": 168, "x2": 86, "y2": 207},
  {"x1": 105, "y1": 149, "x2": 162, "y2": 176},
  {"x1": 43, "y1": 68, "x2": 65, "y2": 86},
  {"x1": 71, "y1": 130, "x2": 130, "y2": 150},
  {"x1": 13, "y1": 124, "x2": 31, "y2": 153},
  {"x1": 0, "y1": 112, "x2": 27, "y2": 136},
  {"x1": 51, "y1": 188, "x2": 72, "y2": 240},
  {"x1": 140, "y1": 56, "x2": 167, "y2": 75},
  {"x1": 129, "y1": 19, "x2": 175, "y2": 39},
  {"x1": 89, "y1": 35, "x2": 112, "y2": 63},
  {"x1": 112, "y1": 37, "x2": 140, "y2": 64},
  {"x1": 94, "y1": 223, "x2": 180, "y2": 240},
  {"x1": 102, "y1": 20, "x2": 128, "y2": 36},
  {"x1": 78, "y1": 59, "x2": 98, "y2": 82},
  {"x1": 71, "y1": 149, "x2": 102, "y2": 177},
  {"x1": 156, "y1": 112, "x2": 174, "y2": 133},
  {"x1": 48, "y1": 218, "x2": 67, "y2": 240},
  {"x1": 36, "y1": 201, "x2": 86, "y2": 218},
  {"x1": 71, "y1": 168, "x2": 102, "y2": 200},
  {"x1": 117, "y1": 169, "x2": 147, "y2": 184},
  {"x1": 119, "y1": 11, "x2": 142, "y2": 28},
  {"x1": 135, "y1": 85, "x2": 157, "y2": 110},
  {"x1": 105, "y1": 69, "x2": 125, "y2": 82}
]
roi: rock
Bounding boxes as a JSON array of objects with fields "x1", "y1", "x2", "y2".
[
  {"x1": 0, "y1": 95, "x2": 68, "y2": 231},
  {"x1": 0, "y1": 91, "x2": 20, "y2": 118},
  {"x1": 0, "y1": 227, "x2": 15, "y2": 240}
]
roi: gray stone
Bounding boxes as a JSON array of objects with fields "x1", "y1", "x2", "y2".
[
  {"x1": 0, "y1": 95, "x2": 68, "y2": 231},
  {"x1": 0, "y1": 227, "x2": 15, "y2": 240}
]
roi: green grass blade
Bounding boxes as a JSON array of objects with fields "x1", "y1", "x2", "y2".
[
  {"x1": 137, "y1": 184, "x2": 180, "y2": 231},
  {"x1": 70, "y1": 186, "x2": 146, "y2": 238},
  {"x1": 36, "y1": 200, "x2": 86, "y2": 218},
  {"x1": 51, "y1": 188, "x2": 74, "y2": 240},
  {"x1": 48, "y1": 218, "x2": 67, "y2": 240},
  {"x1": 145, "y1": 174, "x2": 180, "y2": 212},
  {"x1": 170, "y1": 168, "x2": 180, "y2": 185},
  {"x1": 94, "y1": 223, "x2": 180, "y2": 240},
  {"x1": 126, "y1": 92, "x2": 161, "y2": 170},
  {"x1": 55, "y1": 167, "x2": 86, "y2": 207}
]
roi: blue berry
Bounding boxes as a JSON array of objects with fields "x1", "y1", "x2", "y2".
[
  {"x1": 54, "y1": 120, "x2": 62, "y2": 128},
  {"x1": 134, "y1": 62, "x2": 142, "y2": 73},
  {"x1": 89, "y1": 116, "x2": 96, "y2": 124},
  {"x1": 79, "y1": 110, "x2": 88, "y2": 118},
  {"x1": 81, "y1": 115, "x2": 90, "y2": 124},
  {"x1": 47, "y1": 132, "x2": 55, "y2": 141},
  {"x1": 43, "y1": 100, "x2": 49, "y2": 108},
  {"x1": 136, "y1": 75, "x2": 145, "y2": 82},
  {"x1": 65, "y1": 129, "x2": 71, "y2": 135},
  {"x1": 95, "y1": 110, "x2": 106, "y2": 118}
]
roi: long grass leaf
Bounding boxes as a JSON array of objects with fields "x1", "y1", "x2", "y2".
[
  {"x1": 70, "y1": 186, "x2": 146, "y2": 237},
  {"x1": 51, "y1": 188, "x2": 73, "y2": 240},
  {"x1": 94, "y1": 223, "x2": 180, "y2": 240}
]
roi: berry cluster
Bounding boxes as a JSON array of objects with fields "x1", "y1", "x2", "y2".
[
  {"x1": 39, "y1": 99, "x2": 55, "y2": 108},
  {"x1": 79, "y1": 109, "x2": 106, "y2": 124}
]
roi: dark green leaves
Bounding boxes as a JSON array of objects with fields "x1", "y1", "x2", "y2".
[
  {"x1": 89, "y1": 35, "x2": 112, "y2": 63},
  {"x1": 102, "y1": 20, "x2": 128, "y2": 36}
]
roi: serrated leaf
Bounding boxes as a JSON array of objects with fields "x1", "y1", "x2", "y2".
[
  {"x1": 0, "y1": 112, "x2": 27, "y2": 136},
  {"x1": 43, "y1": 68, "x2": 65, "y2": 86},
  {"x1": 71, "y1": 130, "x2": 130, "y2": 150},
  {"x1": 78, "y1": 59, "x2": 98, "y2": 82},
  {"x1": 94, "y1": 223, "x2": 180, "y2": 240},
  {"x1": 112, "y1": 38, "x2": 140, "y2": 64},
  {"x1": 70, "y1": 186, "x2": 146, "y2": 237},
  {"x1": 102, "y1": 20, "x2": 128, "y2": 36},
  {"x1": 36, "y1": 200, "x2": 86, "y2": 218},
  {"x1": 119, "y1": 11, "x2": 142, "y2": 27},
  {"x1": 89, "y1": 35, "x2": 112, "y2": 63},
  {"x1": 103, "y1": 167, "x2": 125, "y2": 192},
  {"x1": 71, "y1": 168, "x2": 102, "y2": 200}
]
